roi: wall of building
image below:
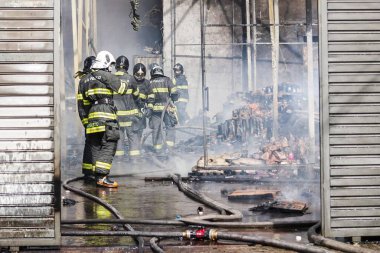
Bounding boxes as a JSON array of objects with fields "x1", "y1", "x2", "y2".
[{"x1": 162, "y1": 0, "x2": 319, "y2": 118}]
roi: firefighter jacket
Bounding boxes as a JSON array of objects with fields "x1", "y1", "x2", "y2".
[
  {"x1": 132, "y1": 78, "x2": 151, "y2": 108},
  {"x1": 113, "y1": 70, "x2": 141, "y2": 127},
  {"x1": 77, "y1": 72, "x2": 92, "y2": 127},
  {"x1": 148, "y1": 75, "x2": 178, "y2": 112},
  {"x1": 79, "y1": 69, "x2": 131, "y2": 134},
  {"x1": 173, "y1": 74, "x2": 189, "y2": 103}
]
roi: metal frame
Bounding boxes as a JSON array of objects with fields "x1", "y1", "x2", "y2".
[
  {"x1": 0, "y1": 0, "x2": 61, "y2": 246},
  {"x1": 318, "y1": 0, "x2": 331, "y2": 237}
]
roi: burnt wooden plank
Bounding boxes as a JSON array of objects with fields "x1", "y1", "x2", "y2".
[
  {"x1": 331, "y1": 166, "x2": 380, "y2": 176},
  {"x1": 331, "y1": 177, "x2": 380, "y2": 187},
  {"x1": 0, "y1": 163, "x2": 53, "y2": 173},
  {"x1": 330, "y1": 156, "x2": 380, "y2": 166},
  {"x1": 331, "y1": 197, "x2": 380, "y2": 207},
  {"x1": 0, "y1": 152, "x2": 54, "y2": 162},
  {"x1": 331, "y1": 207, "x2": 380, "y2": 217},
  {"x1": 331, "y1": 187, "x2": 380, "y2": 196}
]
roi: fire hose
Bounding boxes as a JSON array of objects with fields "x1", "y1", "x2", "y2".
[
  {"x1": 307, "y1": 222, "x2": 378, "y2": 253},
  {"x1": 150, "y1": 237, "x2": 164, "y2": 253},
  {"x1": 62, "y1": 176, "x2": 328, "y2": 252},
  {"x1": 62, "y1": 228, "x2": 330, "y2": 253},
  {"x1": 62, "y1": 177, "x2": 145, "y2": 253}
]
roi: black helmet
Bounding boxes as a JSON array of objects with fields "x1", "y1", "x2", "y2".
[
  {"x1": 173, "y1": 63, "x2": 184, "y2": 76},
  {"x1": 150, "y1": 65, "x2": 164, "y2": 77},
  {"x1": 83, "y1": 56, "x2": 96, "y2": 72},
  {"x1": 133, "y1": 63, "x2": 146, "y2": 81},
  {"x1": 115, "y1": 55, "x2": 129, "y2": 71},
  {"x1": 149, "y1": 62, "x2": 159, "y2": 71}
]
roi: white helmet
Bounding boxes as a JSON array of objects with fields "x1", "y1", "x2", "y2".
[{"x1": 92, "y1": 50, "x2": 116, "y2": 69}]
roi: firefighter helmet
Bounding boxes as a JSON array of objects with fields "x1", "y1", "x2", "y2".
[
  {"x1": 173, "y1": 63, "x2": 184, "y2": 76},
  {"x1": 83, "y1": 56, "x2": 96, "y2": 72},
  {"x1": 116, "y1": 55, "x2": 129, "y2": 71},
  {"x1": 150, "y1": 65, "x2": 164, "y2": 77},
  {"x1": 92, "y1": 50, "x2": 116, "y2": 69},
  {"x1": 133, "y1": 63, "x2": 146, "y2": 81}
]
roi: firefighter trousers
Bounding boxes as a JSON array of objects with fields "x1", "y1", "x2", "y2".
[
  {"x1": 176, "y1": 101, "x2": 189, "y2": 125},
  {"x1": 115, "y1": 127, "x2": 127, "y2": 157},
  {"x1": 82, "y1": 133, "x2": 93, "y2": 176},
  {"x1": 126, "y1": 123, "x2": 141, "y2": 158},
  {"x1": 87, "y1": 124, "x2": 119, "y2": 176},
  {"x1": 149, "y1": 112, "x2": 176, "y2": 152}
]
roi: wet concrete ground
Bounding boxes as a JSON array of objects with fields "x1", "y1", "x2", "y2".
[{"x1": 60, "y1": 145, "x2": 323, "y2": 252}]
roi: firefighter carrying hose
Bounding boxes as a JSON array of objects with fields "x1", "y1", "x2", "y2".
[
  {"x1": 79, "y1": 50, "x2": 131, "y2": 188},
  {"x1": 131, "y1": 63, "x2": 152, "y2": 148},
  {"x1": 76, "y1": 56, "x2": 96, "y2": 180},
  {"x1": 173, "y1": 63, "x2": 189, "y2": 125},
  {"x1": 113, "y1": 55, "x2": 143, "y2": 162},
  {"x1": 148, "y1": 65, "x2": 178, "y2": 153}
]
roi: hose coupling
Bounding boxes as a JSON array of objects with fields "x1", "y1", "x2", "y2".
[{"x1": 183, "y1": 228, "x2": 218, "y2": 241}]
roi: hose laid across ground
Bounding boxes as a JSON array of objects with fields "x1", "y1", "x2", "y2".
[
  {"x1": 62, "y1": 229, "x2": 330, "y2": 253},
  {"x1": 61, "y1": 218, "x2": 318, "y2": 229},
  {"x1": 62, "y1": 176, "x2": 145, "y2": 253},
  {"x1": 150, "y1": 237, "x2": 164, "y2": 253},
  {"x1": 308, "y1": 222, "x2": 378, "y2": 253},
  {"x1": 171, "y1": 174, "x2": 243, "y2": 221}
]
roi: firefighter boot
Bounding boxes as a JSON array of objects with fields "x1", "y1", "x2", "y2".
[{"x1": 96, "y1": 176, "x2": 118, "y2": 188}]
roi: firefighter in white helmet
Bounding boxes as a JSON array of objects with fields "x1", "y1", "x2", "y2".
[{"x1": 79, "y1": 50, "x2": 131, "y2": 188}]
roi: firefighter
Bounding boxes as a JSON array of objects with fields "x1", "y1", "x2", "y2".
[
  {"x1": 147, "y1": 65, "x2": 178, "y2": 153},
  {"x1": 172, "y1": 63, "x2": 189, "y2": 124},
  {"x1": 113, "y1": 55, "x2": 142, "y2": 162},
  {"x1": 131, "y1": 63, "x2": 152, "y2": 146},
  {"x1": 76, "y1": 56, "x2": 96, "y2": 180},
  {"x1": 81, "y1": 50, "x2": 131, "y2": 188}
]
